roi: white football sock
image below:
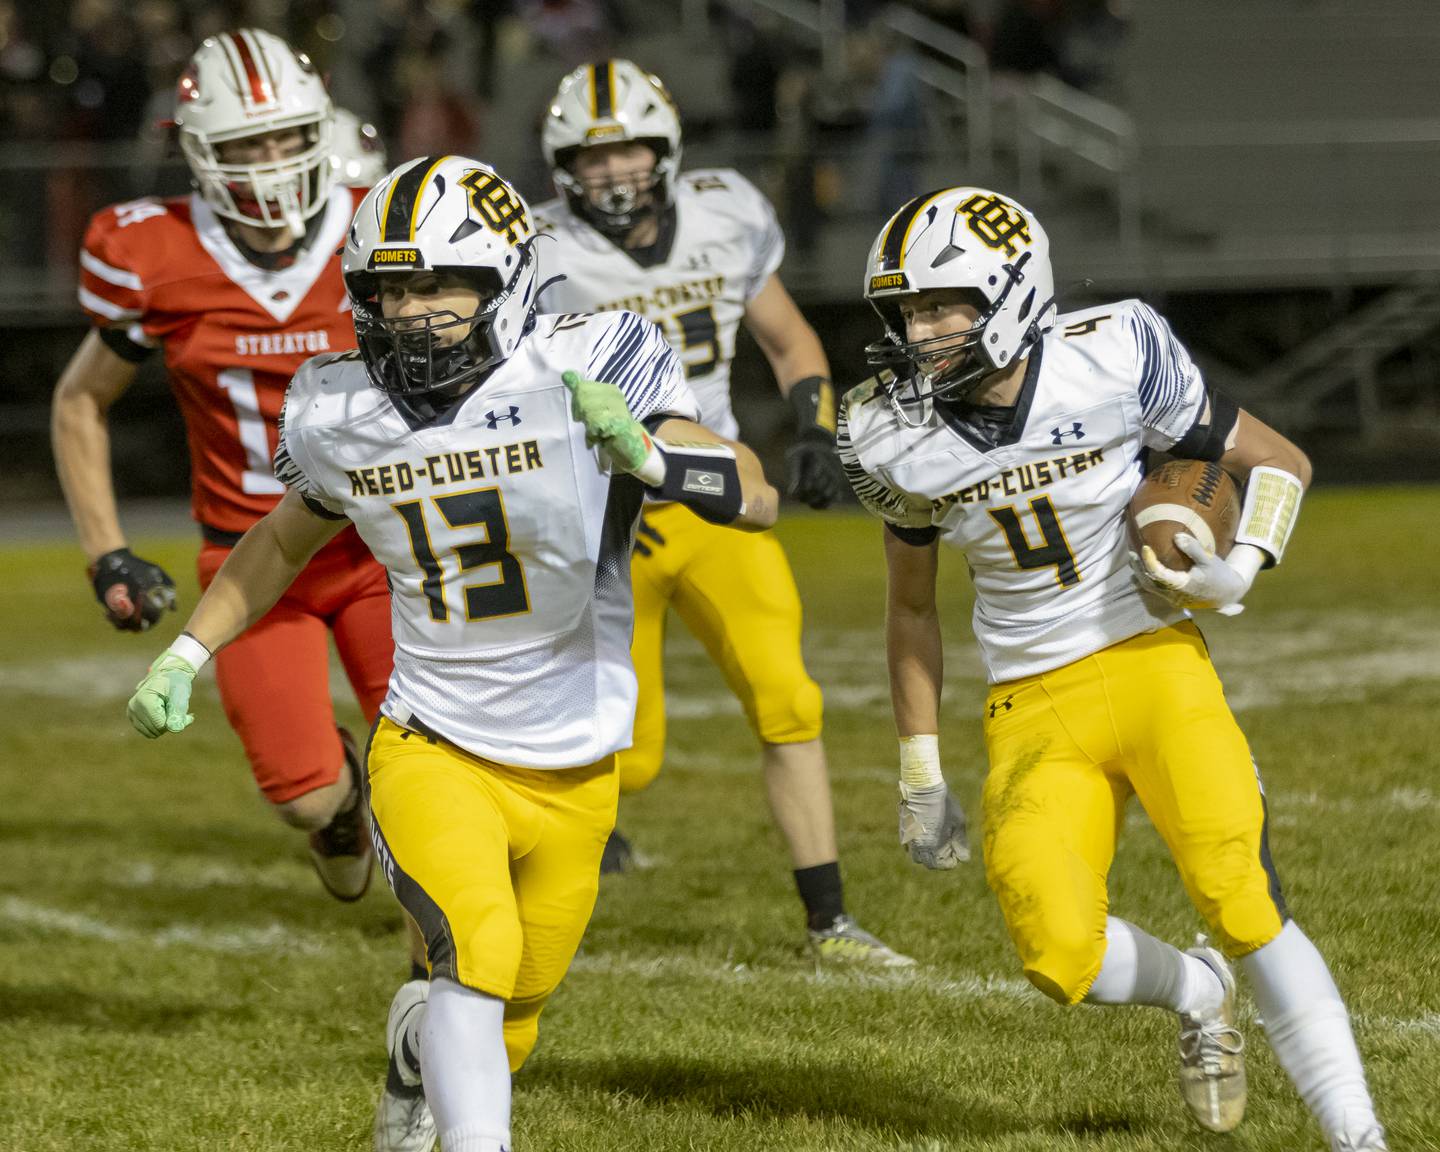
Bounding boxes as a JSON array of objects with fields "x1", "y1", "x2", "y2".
[
  {"x1": 1085, "y1": 917, "x2": 1224, "y2": 1018},
  {"x1": 421, "y1": 977, "x2": 512, "y2": 1152},
  {"x1": 1241, "y1": 920, "x2": 1381, "y2": 1145}
]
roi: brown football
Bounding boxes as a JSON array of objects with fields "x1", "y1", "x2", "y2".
[{"x1": 1128, "y1": 459, "x2": 1240, "y2": 571}]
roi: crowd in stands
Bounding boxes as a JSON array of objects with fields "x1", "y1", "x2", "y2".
[{"x1": 0, "y1": 0, "x2": 1127, "y2": 285}]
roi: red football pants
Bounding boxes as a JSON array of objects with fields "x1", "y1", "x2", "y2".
[{"x1": 197, "y1": 527, "x2": 393, "y2": 805}]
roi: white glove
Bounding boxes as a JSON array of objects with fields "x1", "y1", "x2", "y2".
[
  {"x1": 898, "y1": 781, "x2": 970, "y2": 869},
  {"x1": 1134, "y1": 536, "x2": 1265, "y2": 617}
]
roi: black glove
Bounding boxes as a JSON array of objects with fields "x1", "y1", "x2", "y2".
[
  {"x1": 89, "y1": 547, "x2": 178, "y2": 632},
  {"x1": 785, "y1": 376, "x2": 846, "y2": 509},
  {"x1": 632, "y1": 515, "x2": 666, "y2": 559}
]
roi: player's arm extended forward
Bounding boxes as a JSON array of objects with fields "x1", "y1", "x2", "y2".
[
  {"x1": 650, "y1": 416, "x2": 779, "y2": 531},
  {"x1": 126, "y1": 492, "x2": 347, "y2": 737},
  {"x1": 183, "y1": 490, "x2": 348, "y2": 652}
]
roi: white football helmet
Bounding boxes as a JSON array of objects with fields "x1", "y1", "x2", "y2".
[
  {"x1": 864, "y1": 186, "x2": 1057, "y2": 406},
  {"x1": 541, "y1": 59, "x2": 682, "y2": 236},
  {"x1": 174, "y1": 28, "x2": 335, "y2": 238},
  {"x1": 343, "y1": 155, "x2": 539, "y2": 398},
  {"x1": 330, "y1": 107, "x2": 388, "y2": 187}
]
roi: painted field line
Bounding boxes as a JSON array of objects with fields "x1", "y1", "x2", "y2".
[
  {"x1": 2, "y1": 897, "x2": 1432, "y2": 1044},
  {"x1": 0, "y1": 896, "x2": 328, "y2": 956}
]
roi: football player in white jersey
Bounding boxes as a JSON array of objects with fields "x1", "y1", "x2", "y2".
[
  {"x1": 534, "y1": 58, "x2": 910, "y2": 967},
  {"x1": 840, "y1": 187, "x2": 1386, "y2": 1151},
  {"x1": 123, "y1": 155, "x2": 778, "y2": 1152}
]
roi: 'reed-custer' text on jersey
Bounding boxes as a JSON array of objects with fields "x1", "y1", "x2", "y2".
[
  {"x1": 274, "y1": 310, "x2": 698, "y2": 768},
  {"x1": 78, "y1": 185, "x2": 366, "y2": 534},
  {"x1": 532, "y1": 168, "x2": 784, "y2": 441},
  {"x1": 839, "y1": 300, "x2": 1224, "y2": 683}
]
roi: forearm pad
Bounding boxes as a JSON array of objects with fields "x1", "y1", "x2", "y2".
[
  {"x1": 1235, "y1": 466, "x2": 1304, "y2": 565},
  {"x1": 647, "y1": 440, "x2": 744, "y2": 525},
  {"x1": 787, "y1": 375, "x2": 837, "y2": 440}
]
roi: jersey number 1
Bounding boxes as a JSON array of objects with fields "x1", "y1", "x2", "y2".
[
  {"x1": 989, "y1": 496, "x2": 1081, "y2": 588},
  {"x1": 393, "y1": 488, "x2": 530, "y2": 623},
  {"x1": 218, "y1": 369, "x2": 284, "y2": 496}
]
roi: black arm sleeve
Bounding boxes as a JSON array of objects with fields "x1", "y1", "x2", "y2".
[
  {"x1": 98, "y1": 325, "x2": 155, "y2": 364},
  {"x1": 886, "y1": 522, "x2": 940, "y2": 547},
  {"x1": 1171, "y1": 388, "x2": 1239, "y2": 462},
  {"x1": 301, "y1": 493, "x2": 349, "y2": 521}
]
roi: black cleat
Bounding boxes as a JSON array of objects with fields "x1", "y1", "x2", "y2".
[{"x1": 307, "y1": 728, "x2": 374, "y2": 902}]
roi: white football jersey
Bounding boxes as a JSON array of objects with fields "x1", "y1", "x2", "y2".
[
  {"x1": 840, "y1": 300, "x2": 1215, "y2": 683},
  {"x1": 275, "y1": 310, "x2": 699, "y2": 767},
  {"x1": 533, "y1": 168, "x2": 785, "y2": 441}
]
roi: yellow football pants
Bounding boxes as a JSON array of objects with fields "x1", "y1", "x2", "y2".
[
  {"x1": 620, "y1": 502, "x2": 824, "y2": 793},
  {"x1": 364, "y1": 717, "x2": 617, "y2": 1071},
  {"x1": 981, "y1": 622, "x2": 1287, "y2": 1006}
]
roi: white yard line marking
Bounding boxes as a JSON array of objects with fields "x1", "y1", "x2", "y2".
[
  {"x1": 0, "y1": 896, "x2": 327, "y2": 955},
  {"x1": 1, "y1": 897, "x2": 1430, "y2": 1043}
]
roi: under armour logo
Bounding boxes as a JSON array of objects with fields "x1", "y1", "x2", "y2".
[
  {"x1": 485, "y1": 406, "x2": 522, "y2": 429},
  {"x1": 988, "y1": 695, "x2": 1014, "y2": 718},
  {"x1": 1050, "y1": 422, "x2": 1085, "y2": 445}
]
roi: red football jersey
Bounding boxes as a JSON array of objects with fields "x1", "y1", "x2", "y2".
[{"x1": 79, "y1": 185, "x2": 366, "y2": 534}]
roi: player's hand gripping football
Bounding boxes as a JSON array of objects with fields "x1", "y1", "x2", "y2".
[
  {"x1": 561, "y1": 370, "x2": 660, "y2": 481},
  {"x1": 899, "y1": 781, "x2": 971, "y2": 869},
  {"x1": 1134, "y1": 534, "x2": 1254, "y2": 617},
  {"x1": 126, "y1": 651, "x2": 198, "y2": 738},
  {"x1": 89, "y1": 547, "x2": 178, "y2": 632}
]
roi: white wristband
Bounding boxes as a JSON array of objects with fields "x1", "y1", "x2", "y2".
[
  {"x1": 169, "y1": 632, "x2": 212, "y2": 672},
  {"x1": 631, "y1": 438, "x2": 667, "y2": 487},
  {"x1": 899, "y1": 734, "x2": 944, "y2": 789}
]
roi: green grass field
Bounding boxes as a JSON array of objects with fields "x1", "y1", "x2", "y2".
[{"x1": 2, "y1": 490, "x2": 1438, "y2": 1152}]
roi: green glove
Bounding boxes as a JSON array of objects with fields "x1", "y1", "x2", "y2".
[
  {"x1": 127, "y1": 651, "x2": 198, "y2": 738},
  {"x1": 561, "y1": 370, "x2": 657, "y2": 476}
]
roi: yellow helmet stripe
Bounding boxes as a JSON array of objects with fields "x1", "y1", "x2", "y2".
[
  {"x1": 878, "y1": 188, "x2": 951, "y2": 272},
  {"x1": 380, "y1": 155, "x2": 451, "y2": 243}
]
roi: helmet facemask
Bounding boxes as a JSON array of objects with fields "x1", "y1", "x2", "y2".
[
  {"x1": 348, "y1": 246, "x2": 536, "y2": 401},
  {"x1": 866, "y1": 252, "x2": 1046, "y2": 413},
  {"x1": 182, "y1": 116, "x2": 334, "y2": 240},
  {"x1": 553, "y1": 140, "x2": 674, "y2": 240}
]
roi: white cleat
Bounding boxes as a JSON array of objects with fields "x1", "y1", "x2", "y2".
[
  {"x1": 1178, "y1": 936, "x2": 1247, "y2": 1133},
  {"x1": 373, "y1": 980, "x2": 435, "y2": 1152},
  {"x1": 808, "y1": 914, "x2": 917, "y2": 969},
  {"x1": 1332, "y1": 1125, "x2": 1389, "y2": 1151}
]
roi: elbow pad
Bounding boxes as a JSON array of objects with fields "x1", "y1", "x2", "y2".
[{"x1": 648, "y1": 440, "x2": 744, "y2": 525}]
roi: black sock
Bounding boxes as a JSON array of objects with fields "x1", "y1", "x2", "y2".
[
  {"x1": 794, "y1": 861, "x2": 845, "y2": 931},
  {"x1": 408, "y1": 961, "x2": 428, "y2": 983}
]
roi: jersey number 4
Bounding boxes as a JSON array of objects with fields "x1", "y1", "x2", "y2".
[
  {"x1": 989, "y1": 496, "x2": 1081, "y2": 588},
  {"x1": 393, "y1": 488, "x2": 530, "y2": 623}
]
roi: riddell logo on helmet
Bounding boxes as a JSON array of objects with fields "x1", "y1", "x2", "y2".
[
  {"x1": 869, "y1": 272, "x2": 909, "y2": 293},
  {"x1": 368, "y1": 248, "x2": 423, "y2": 268}
]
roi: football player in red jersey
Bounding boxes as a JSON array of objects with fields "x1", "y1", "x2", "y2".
[{"x1": 51, "y1": 30, "x2": 405, "y2": 929}]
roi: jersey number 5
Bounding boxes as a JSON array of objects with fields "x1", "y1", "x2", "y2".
[
  {"x1": 670, "y1": 304, "x2": 718, "y2": 378},
  {"x1": 393, "y1": 488, "x2": 530, "y2": 623},
  {"x1": 988, "y1": 496, "x2": 1081, "y2": 588}
]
